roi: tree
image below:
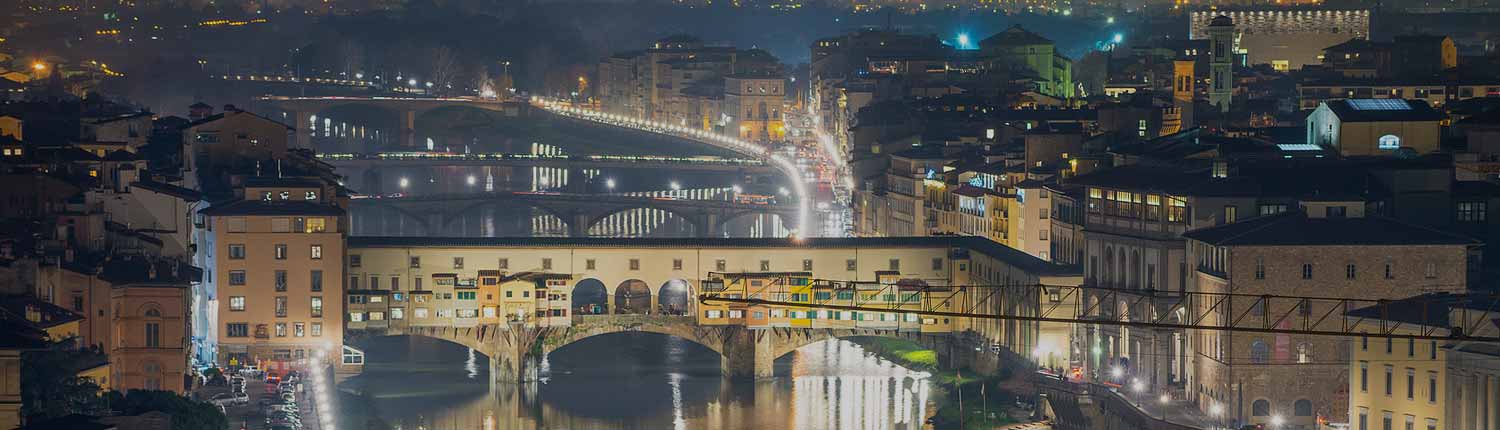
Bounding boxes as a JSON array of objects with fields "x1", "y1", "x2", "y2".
[
  {"x1": 106, "y1": 390, "x2": 228, "y2": 430},
  {"x1": 20, "y1": 341, "x2": 109, "y2": 421},
  {"x1": 429, "y1": 45, "x2": 462, "y2": 96}
]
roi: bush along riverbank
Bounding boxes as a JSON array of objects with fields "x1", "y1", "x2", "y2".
[{"x1": 848, "y1": 337, "x2": 1019, "y2": 430}]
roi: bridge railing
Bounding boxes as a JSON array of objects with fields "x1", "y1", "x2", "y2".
[{"x1": 317, "y1": 152, "x2": 766, "y2": 166}]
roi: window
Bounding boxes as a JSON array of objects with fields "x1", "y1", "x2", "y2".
[
  {"x1": 1252, "y1": 399, "x2": 1269, "y2": 416},
  {"x1": 932, "y1": 258, "x2": 944, "y2": 270},
  {"x1": 414, "y1": 308, "x2": 429, "y2": 318},
  {"x1": 586, "y1": 259, "x2": 596, "y2": 270},
  {"x1": 413, "y1": 277, "x2": 423, "y2": 290},
  {"x1": 349, "y1": 276, "x2": 359, "y2": 290},
  {"x1": 847, "y1": 259, "x2": 857, "y2": 271},
  {"x1": 1302, "y1": 264, "x2": 1314, "y2": 279},
  {"x1": 1431, "y1": 341, "x2": 1437, "y2": 359},
  {"x1": 228, "y1": 244, "x2": 246, "y2": 259},
  {"x1": 310, "y1": 245, "x2": 322, "y2": 260},
  {"x1": 229, "y1": 270, "x2": 246, "y2": 286},
  {"x1": 1385, "y1": 263, "x2": 1394, "y2": 279},
  {"x1": 1384, "y1": 365, "x2": 1393, "y2": 396},
  {"x1": 1424, "y1": 262, "x2": 1436, "y2": 279},
  {"x1": 760, "y1": 260, "x2": 770, "y2": 271},
  {"x1": 1328, "y1": 206, "x2": 1347, "y2": 218},
  {"x1": 1250, "y1": 341, "x2": 1269, "y2": 364},
  {"x1": 1297, "y1": 343, "x2": 1311, "y2": 363},
  {"x1": 227, "y1": 217, "x2": 247, "y2": 232},
  {"x1": 230, "y1": 296, "x2": 245, "y2": 311},
  {"x1": 1408, "y1": 339, "x2": 1415, "y2": 356},
  {"x1": 1260, "y1": 204, "x2": 1288, "y2": 216},
  {"x1": 275, "y1": 323, "x2": 287, "y2": 337},
  {"x1": 410, "y1": 256, "x2": 421, "y2": 268},
  {"x1": 629, "y1": 259, "x2": 640, "y2": 270},
  {"x1": 275, "y1": 296, "x2": 287, "y2": 317},
  {"x1": 390, "y1": 276, "x2": 399, "y2": 291},
  {"x1": 145, "y1": 322, "x2": 160, "y2": 347},
  {"x1": 274, "y1": 244, "x2": 287, "y2": 259},
  {"x1": 673, "y1": 259, "x2": 683, "y2": 270},
  {"x1": 369, "y1": 276, "x2": 379, "y2": 290},
  {"x1": 294, "y1": 323, "x2": 305, "y2": 337},
  {"x1": 392, "y1": 308, "x2": 405, "y2": 319},
  {"x1": 1294, "y1": 399, "x2": 1313, "y2": 416},
  {"x1": 543, "y1": 258, "x2": 553, "y2": 270},
  {"x1": 349, "y1": 255, "x2": 361, "y2": 267},
  {"x1": 1254, "y1": 258, "x2": 1265, "y2": 279},
  {"x1": 349, "y1": 312, "x2": 364, "y2": 322},
  {"x1": 275, "y1": 270, "x2": 287, "y2": 291},
  {"x1": 1360, "y1": 361, "x2": 1368, "y2": 392},
  {"x1": 454, "y1": 257, "x2": 464, "y2": 269},
  {"x1": 226, "y1": 323, "x2": 249, "y2": 337},
  {"x1": 1429, "y1": 372, "x2": 1439, "y2": 403},
  {"x1": 311, "y1": 270, "x2": 322, "y2": 292},
  {"x1": 498, "y1": 258, "x2": 509, "y2": 269},
  {"x1": 1427, "y1": 419, "x2": 1438, "y2": 430},
  {"x1": 306, "y1": 217, "x2": 326, "y2": 232},
  {"x1": 803, "y1": 259, "x2": 814, "y2": 271},
  {"x1": 1379, "y1": 134, "x2": 1401, "y2": 150},
  {"x1": 457, "y1": 291, "x2": 476, "y2": 300},
  {"x1": 889, "y1": 259, "x2": 900, "y2": 271},
  {"x1": 311, "y1": 297, "x2": 323, "y2": 317},
  {"x1": 1458, "y1": 202, "x2": 1488, "y2": 222},
  {"x1": 1347, "y1": 264, "x2": 1357, "y2": 280},
  {"x1": 1383, "y1": 411, "x2": 1392, "y2": 430},
  {"x1": 1387, "y1": 338, "x2": 1393, "y2": 354},
  {"x1": 1223, "y1": 206, "x2": 1237, "y2": 224},
  {"x1": 715, "y1": 259, "x2": 726, "y2": 271},
  {"x1": 1358, "y1": 408, "x2": 1368, "y2": 430},
  {"x1": 311, "y1": 323, "x2": 322, "y2": 336}
]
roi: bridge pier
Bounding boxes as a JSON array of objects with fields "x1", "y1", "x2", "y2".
[
  {"x1": 569, "y1": 213, "x2": 591, "y2": 237},
  {"x1": 721, "y1": 328, "x2": 775, "y2": 379},
  {"x1": 400, "y1": 110, "x2": 417, "y2": 148},
  {"x1": 292, "y1": 110, "x2": 310, "y2": 149}
]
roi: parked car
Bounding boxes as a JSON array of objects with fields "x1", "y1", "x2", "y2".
[{"x1": 231, "y1": 391, "x2": 249, "y2": 405}]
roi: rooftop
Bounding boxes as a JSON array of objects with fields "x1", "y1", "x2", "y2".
[
  {"x1": 1182, "y1": 211, "x2": 1479, "y2": 247},
  {"x1": 197, "y1": 199, "x2": 345, "y2": 217},
  {"x1": 349, "y1": 236, "x2": 1075, "y2": 277}
]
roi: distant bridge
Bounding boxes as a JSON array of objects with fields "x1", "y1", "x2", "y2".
[
  {"x1": 257, "y1": 95, "x2": 518, "y2": 149},
  {"x1": 349, "y1": 191, "x2": 799, "y2": 237},
  {"x1": 346, "y1": 314, "x2": 954, "y2": 382},
  {"x1": 323, "y1": 152, "x2": 775, "y2": 195}
]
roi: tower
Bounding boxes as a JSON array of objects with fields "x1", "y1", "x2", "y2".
[
  {"x1": 1173, "y1": 59, "x2": 1196, "y2": 129},
  {"x1": 1207, "y1": 15, "x2": 1235, "y2": 113}
]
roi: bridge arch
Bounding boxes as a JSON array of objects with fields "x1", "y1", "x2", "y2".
[
  {"x1": 349, "y1": 201, "x2": 430, "y2": 236},
  {"x1": 586, "y1": 205, "x2": 704, "y2": 238},
  {"x1": 614, "y1": 279, "x2": 652, "y2": 314},
  {"x1": 717, "y1": 210, "x2": 791, "y2": 238},
  {"x1": 657, "y1": 279, "x2": 694, "y2": 316},
  {"x1": 572, "y1": 278, "x2": 609, "y2": 315},
  {"x1": 538, "y1": 316, "x2": 724, "y2": 356},
  {"x1": 439, "y1": 198, "x2": 571, "y2": 237}
]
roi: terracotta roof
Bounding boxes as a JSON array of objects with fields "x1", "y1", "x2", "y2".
[{"x1": 1182, "y1": 211, "x2": 1479, "y2": 246}]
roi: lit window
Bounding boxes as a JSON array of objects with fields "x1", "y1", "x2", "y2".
[{"x1": 1378, "y1": 134, "x2": 1401, "y2": 150}]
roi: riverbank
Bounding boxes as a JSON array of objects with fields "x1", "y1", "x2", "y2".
[{"x1": 848, "y1": 337, "x2": 1021, "y2": 430}]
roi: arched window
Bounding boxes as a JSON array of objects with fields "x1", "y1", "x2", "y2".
[
  {"x1": 1252, "y1": 399, "x2": 1270, "y2": 416},
  {"x1": 1294, "y1": 399, "x2": 1314, "y2": 416},
  {"x1": 1250, "y1": 341, "x2": 1270, "y2": 364},
  {"x1": 144, "y1": 308, "x2": 161, "y2": 318},
  {"x1": 1378, "y1": 134, "x2": 1401, "y2": 150}
]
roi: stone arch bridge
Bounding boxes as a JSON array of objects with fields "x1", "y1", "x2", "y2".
[
  {"x1": 347, "y1": 315, "x2": 954, "y2": 382},
  {"x1": 346, "y1": 314, "x2": 954, "y2": 382},
  {"x1": 258, "y1": 96, "x2": 515, "y2": 149},
  {"x1": 349, "y1": 192, "x2": 799, "y2": 237}
]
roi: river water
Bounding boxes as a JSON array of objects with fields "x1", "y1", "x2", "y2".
[{"x1": 342, "y1": 333, "x2": 936, "y2": 430}]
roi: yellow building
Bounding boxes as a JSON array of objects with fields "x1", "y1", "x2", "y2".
[
  {"x1": 202, "y1": 177, "x2": 345, "y2": 373},
  {"x1": 1346, "y1": 294, "x2": 1500, "y2": 430},
  {"x1": 1306, "y1": 99, "x2": 1445, "y2": 157}
]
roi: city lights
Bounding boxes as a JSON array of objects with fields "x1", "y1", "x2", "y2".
[
  {"x1": 466, "y1": 175, "x2": 476, "y2": 186},
  {"x1": 605, "y1": 178, "x2": 616, "y2": 190},
  {"x1": 1110, "y1": 366, "x2": 1123, "y2": 379},
  {"x1": 399, "y1": 177, "x2": 409, "y2": 188}
]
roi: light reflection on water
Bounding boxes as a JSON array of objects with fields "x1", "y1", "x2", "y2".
[{"x1": 348, "y1": 334, "x2": 934, "y2": 430}]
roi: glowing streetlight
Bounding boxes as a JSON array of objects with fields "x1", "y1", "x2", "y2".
[
  {"x1": 956, "y1": 33, "x2": 971, "y2": 49},
  {"x1": 1159, "y1": 394, "x2": 1170, "y2": 404},
  {"x1": 669, "y1": 181, "x2": 681, "y2": 191},
  {"x1": 1110, "y1": 366, "x2": 1123, "y2": 379},
  {"x1": 1130, "y1": 379, "x2": 1144, "y2": 393},
  {"x1": 407, "y1": 78, "x2": 417, "y2": 86},
  {"x1": 605, "y1": 178, "x2": 616, "y2": 190},
  {"x1": 399, "y1": 177, "x2": 409, "y2": 189},
  {"x1": 1271, "y1": 415, "x2": 1285, "y2": 428},
  {"x1": 466, "y1": 175, "x2": 476, "y2": 186},
  {"x1": 31, "y1": 62, "x2": 45, "y2": 71},
  {"x1": 1113, "y1": 33, "x2": 1125, "y2": 44},
  {"x1": 1209, "y1": 403, "x2": 1224, "y2": 416},
  {"x1": 732, "y1": 185, "x2": 742, "y2": 193},
  {"x1": 778, "y1": 187, "x2": 790, "y2": 196}
]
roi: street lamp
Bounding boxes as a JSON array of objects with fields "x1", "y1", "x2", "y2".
[
  {"x1": 399, "y1": 177, "x2": 409, "y2": 189},
  {"x1": 605, "y1": 178, "x2": 616, "y2": 190},
  {"x1": 466, "y1": 175, "x2": 476, "y2": 186},
  {"x1": 1271, "y1": 415, "x2": 1285, "y2": 428},
  {"x1": 1110, "y1": 366, "x2": 1123, "y2": 380},
  {"x1": 732, "y1": 185, "x2": 742, "y2": 194}
]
